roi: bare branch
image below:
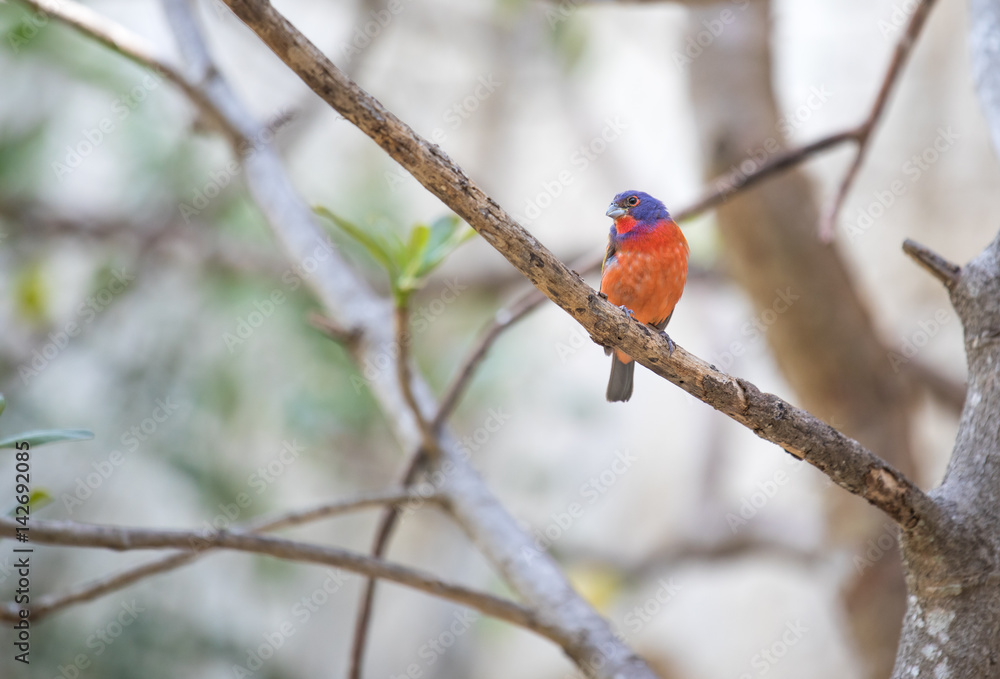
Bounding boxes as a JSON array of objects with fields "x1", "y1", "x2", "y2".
[
  {"x1": 217, "y1": 0, "x2": 940, "y2": 534},
  {"x1": 15, "y1": 0, "x2": 240, "y2": 145},
  {"x1": 679, "y1": 129, "x2": 858, "y2": 222},
  {"x1": 819, "y1": 0, "x2": 939, "y2": 240},
  {"x1": 34, "y1": 0, "x2": 946, "y2": 674},
  {"x1": 394, "y1": 305, "x2": 437, "y2": 453},
  {"x1": 348, "y1": 450, "x2": 427, "y2": 679},
  {"x1": 435, "y1": 285, "x2": 548, "y2": 428},
  {"x1": 0, "y1": 489, "x2": 436, "y2": 623},
  {"x1": 308, "y1": 311, "x2": 363, "y2": 348},
  {"x1": 0, "y1": 518, "x2": 556, "y2": 637},
  {"x1": 902, "y1": 239, "x2": 961, "y2": 290}
]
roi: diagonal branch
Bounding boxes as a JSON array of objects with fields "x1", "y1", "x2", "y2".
[
  {"x1": 0, "y1": 518, "x2": 558, "y2": 638},
  {"x1": 218, "y1": 0, "x2": 941, "y2": 535},
  {"x1": 819, "y1": 0, "x2": 939, "y2": 240},
  {"x1": 26, "y1": 0, "x2": 946, "y2": 675},
  {"x1": 394, "y1": 304, "x2": 437, "y2": 453},
  {"x1": 0, "y1": 488, "x2": 437, "y2": 623},
  {"x1": 22, "y1": 3, "x2": 660, "y2": 677},
  {"x1": 170, "y1": 2, "x2": 660, "y2": 677},
  {"x1": 902, "y1": 239, "x2": 961, "y2": 290},
  {"x1": 347, "y1": 449, "x2": 426, "y2": 679}
]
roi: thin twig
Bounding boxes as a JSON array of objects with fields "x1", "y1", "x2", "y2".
[
  {"x1": 0, "y1": 489, "x2": 437, "y2": 623},
  {"x1": 218, "y1": 0, "x2": 944, "y2": 535},
  {"x1": 23, "y1": 3, "x2": 661, "y2": 678},
  {"x1": 394, "y1": 304, "x2": 437, "y2": 453},
  {"x1": 678, "y1": 129, "x2": 859, "y2": 222},
  {"x1": 902, "y1": 238, "x2": 961, "y2": 290},
  {"x1": 427, "y1": 126, "x2": 859, "y2": 412},
  {"x1": 308, "y1": 311, "x2": 363, "y2": 348},
  {"x1": 0, "y1": 518, "x2": 556, "y2": 638},
  {"x1": 819, "y1": 0, "x2": 940, "y2": 240},
  {"x1": 434, "y1": 287, "x2": 548, "y2": 428},
  {"x1": 347, "y1": 450, "x2": 427, "y2": 679},
  {"x1": 16, "y1": 0, "x2": 240, "y2": 146}
]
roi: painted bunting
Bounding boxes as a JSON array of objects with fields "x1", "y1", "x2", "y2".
[{"x1": 600, "y1": 190, "x2": 689, "y2": 402}]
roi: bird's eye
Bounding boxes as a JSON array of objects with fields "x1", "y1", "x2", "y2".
[{"x1": 626, "y1": 196, "x2": 639, "y2": 207}]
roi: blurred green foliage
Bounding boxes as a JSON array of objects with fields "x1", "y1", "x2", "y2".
[{"x1": 314, "y1": 206, "x2": 475, "y2": 306}]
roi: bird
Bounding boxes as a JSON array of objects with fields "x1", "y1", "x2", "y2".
[{"x1": 600, "y1": 190, "x2": 689, "y2": 402}]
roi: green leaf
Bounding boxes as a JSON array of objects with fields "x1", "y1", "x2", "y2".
[
  {"x1": 4, "y1": 488, "x2": 52, "y2": 517},
  {"x1": 27, "y1": 488, "x2": 52, "y2": 509},
  {"x1": 418, "y1": 215, "x2": 476, "y2": 278},
  {"x1": 313, "y1": 206, "x2": 397, "y2": 276},
  {"x1": 397, "y1": 224, "x2": 432, "y2": 294},
  {"x1": 0, "y1": 394, "x2": 5, "y2": 419},
  {"x1": 0, "y1": 429, "x2": 94, "y2": 449}
]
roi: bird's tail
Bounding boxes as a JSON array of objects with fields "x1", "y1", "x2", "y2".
[{"x1": 606, "y1": 352, "x2": 634, "y2": 402}]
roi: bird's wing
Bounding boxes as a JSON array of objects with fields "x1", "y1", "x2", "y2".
[
  {"x1": 653, "y1": 311, "x2": 673, "y2": 331},
  {"x1": 602, "y1": 227, "x2": 618, "y2": 274}
]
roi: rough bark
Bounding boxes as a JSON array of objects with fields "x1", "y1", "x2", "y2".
[
  {"x1": 888, "y1": 3, "x2": 1000, "y2": 673},
  {"x1": 687, "y1": 3, "x2": 915, "y2": 674},
  {"x1": 892, "y1": 236, "x2": 1000, "y2": 677}
]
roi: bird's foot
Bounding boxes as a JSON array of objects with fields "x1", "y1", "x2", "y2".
[
  {"x1": 659, "y1": 330, "x2": 675, "y2": 357},
  {"x1": 618, "y1": 305, "x2": 635, "y2": 320}
]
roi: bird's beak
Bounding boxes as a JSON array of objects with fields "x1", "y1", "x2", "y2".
[{"x1": 606, "y1": 204, "x2": 626, "y2": 219}]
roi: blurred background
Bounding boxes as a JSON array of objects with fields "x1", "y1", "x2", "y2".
[{"x1": 0, "y1": 0, "x2": 993, "y2": 677}]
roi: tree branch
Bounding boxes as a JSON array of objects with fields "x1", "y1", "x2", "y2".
[
  {"x1": 154, "y1": 2, "x2": 659, "y2": 677},
  {"x1": 0, "y1": 488, "x2": 436, "y2": 623},
  {"x1": 347, "y1": 450, "x2": 427, "y2": 679},
  {"x1": 394, "y1": 304, "x2": 437, "y2": 452},
  {"x1": 218, "y1": 0, "x2": 939, "y2": 534},
  {"x1": 819, "y1": 0, "x2": 939, "y2": 240},
  {"x1": 435, "y1": 282, "x2": 549, "y2": 428},
  {"x1": 15, "y1": 0, "x2": 240, "y2": 146},
  {"x1": 0, "y1": 518, "x2": 558, "y2": 637},
  {"x1": 902, "y1": 239, "x2": 961, "y2": 290}
]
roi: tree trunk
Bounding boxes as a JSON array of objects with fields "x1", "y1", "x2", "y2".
[
  {"x1": 889, "y1": 4, "x2": 1000, "y2": 670},
  {"x1": 686, "y1": 2, "x2": 915, "y2": 676}
]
